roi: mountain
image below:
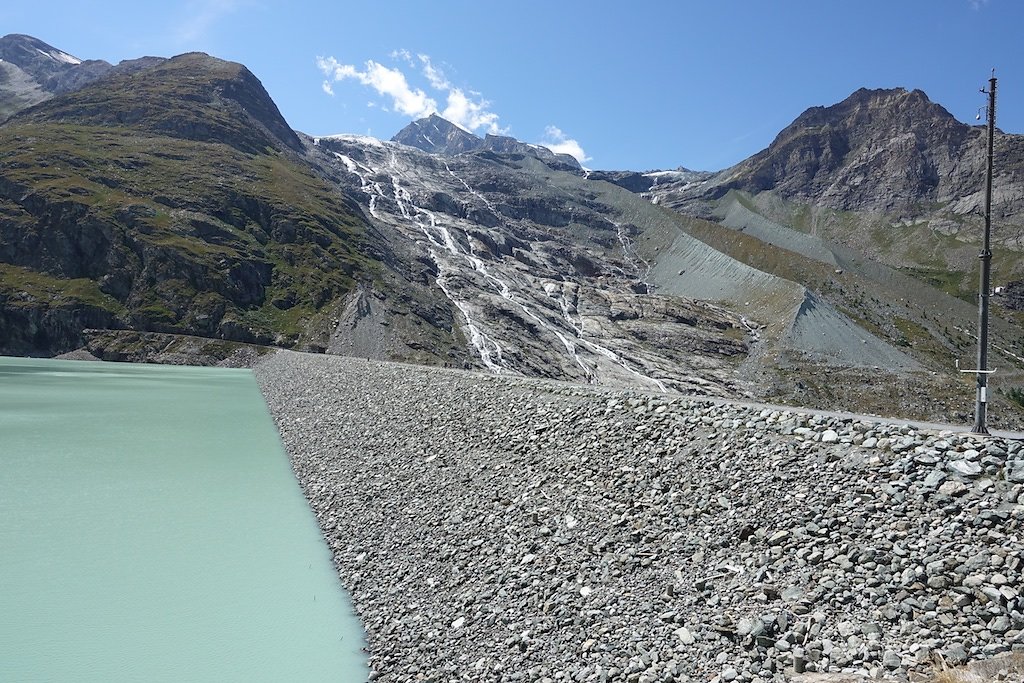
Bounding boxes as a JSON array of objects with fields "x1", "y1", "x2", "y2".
[
  {"x1": 0, "y1": 34, "x2": 115, "y2": 121},
  {"x1": 648, "y1": 87, "x2": 1024, "y2": 215},
  {"x1": 699, "y1": 87, "x2": 1024, "y2": 223},
  {"x1": 644, "y1": 87, "x2": 1024, "y2": 300},
  {"x1": 390, "y1": 113, "x2": 481, "y2": 155},
  {"x1": 0, "y1": 51, "x2": 400, "y2": 356},
  {"x1": 0, "y1": 34, "x2": 110, "y2": 94},
  {"x1": 719, "y1": 88, "x2": 981, "y2": 210},
  {"x1": 391, "y1": 114, "x2": 583, "y2": 170},
  {"x1": 13, "y1": 52, "x2": 303, "y2": 155},
  {"x1": 310, "y1": 131, "x2": 751, "y2": 395}
]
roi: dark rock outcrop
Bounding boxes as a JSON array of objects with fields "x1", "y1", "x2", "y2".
[
  {"x1": 587, "y1": 170, "x2": 656, "y2": 193},
  {"x1": 999, "y1": 280, "x2": 1024, "y2": 311}
]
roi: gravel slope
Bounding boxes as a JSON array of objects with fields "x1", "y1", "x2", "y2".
[{"x1": 255, "y1": 351, "x2": 1024, "y2": 682}]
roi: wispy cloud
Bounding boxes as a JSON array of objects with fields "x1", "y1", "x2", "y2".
[
  {"x1": 175, "y1": 0, "x2": 245, "y2": 45},
  {"x1": 969, "y1": 0, "x2": 989, "y2": 9},
  {"x1": 315, "y1": 51, "x2": 505, "y2": 135},
  {"x1": 418, "y1": 54, "x2": 451, "y2": 90},
  {"x1": 390, "y1": 49, "x2": 414, "y2": 66},
  {"x1": 539, "y1": 125, "x2": 590, "y2": 165},
  {"x1": 316, "y1": 56, "x2": 437, "y2": 118}
]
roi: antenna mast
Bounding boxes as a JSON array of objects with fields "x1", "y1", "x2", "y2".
[{"x1": 972, "y1": 71, "x2": 997, "y2": 434}]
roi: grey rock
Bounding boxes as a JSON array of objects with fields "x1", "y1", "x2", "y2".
[{"x1": 949, "y1": 459, "x2": 983, "y2": 477}]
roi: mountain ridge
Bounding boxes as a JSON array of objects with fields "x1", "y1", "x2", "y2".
[
  {"x1": 688, "y1": 86, "x2": 1024, "y2": 215},
  {"x1": 0, "y1": 34, "x2": 116, "y2": 121},
  {"x1": 10, "y1": 51, "x2": 303, "y2": 155}
]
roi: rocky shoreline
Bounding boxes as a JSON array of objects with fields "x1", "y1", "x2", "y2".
[{"x1": 254, "y1": 350, "x2": 1024, "y2": 682}]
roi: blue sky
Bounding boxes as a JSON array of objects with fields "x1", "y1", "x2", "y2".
[{"x1": 3, "y1": 1, "x2": 1022, "y2": 171}]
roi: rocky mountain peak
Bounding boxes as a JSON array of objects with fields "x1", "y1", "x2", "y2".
[
  {"x1": 0, "y1": 34, "x2": 117, "y2": 121},
  {"x1": 712, "y1": 85, "x2": 982, "y2": 211},
  {"x1": 391, "y1": 113, "x2": 481, "y2": 155},
  {"x1": 0, "y1": 33, "x2": 86, "y2": 70},
  {"x1": 0, "y1": 33, "x2": 112, "y2": 95},
  {"x1": 783, "y1": 87, "x2": 962, "y2": 137}
]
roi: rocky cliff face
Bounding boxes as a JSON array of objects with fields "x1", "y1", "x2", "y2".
[
  {"x1": 310, "y1": 132, "x2": 751, "y2": 395},
  {"x1": 719, "y1": 88, "x2": 978, "y2": 211},
  {"x1": 651, "y1": 87, "x2": 1024, "y2": 221}
]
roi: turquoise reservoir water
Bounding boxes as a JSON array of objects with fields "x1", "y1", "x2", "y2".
[{"x1": 0, "y1": 357, "x2": 366, "y2": 682}]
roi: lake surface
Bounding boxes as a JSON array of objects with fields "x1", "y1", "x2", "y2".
[{"x1": 0, "y1": 357, "x2": 366, "y2": 682}]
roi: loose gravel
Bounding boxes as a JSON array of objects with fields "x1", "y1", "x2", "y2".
[{"x1": 254, "y1": 350, "x2": 1024, "y2": 683}]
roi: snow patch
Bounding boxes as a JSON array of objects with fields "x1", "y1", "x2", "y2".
[
  {"x1": 35, "y1": 47, "x2": 81, "y2": 65},
  {"x1": 644, "y1": 170, "x2": 699, "y2": 181},
  {"x1": 318, "y1": 133, "x2": 386, "y2": 147},
  {"x1": 332, "y1": 152, "x2": 358, "y2": 174}
]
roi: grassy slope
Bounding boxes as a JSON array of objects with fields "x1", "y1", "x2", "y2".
[{"x1": 0, "y1": 120, "x2": 378, "y2": 351}]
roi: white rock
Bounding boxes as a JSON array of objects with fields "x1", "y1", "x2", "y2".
[{"x1": 675, "y1": 626, "x2": 695, "y2": 645}]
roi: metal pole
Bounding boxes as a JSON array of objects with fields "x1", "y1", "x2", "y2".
[{"x1": 973, "y1": 73, "x2": 996, "y2": 434}]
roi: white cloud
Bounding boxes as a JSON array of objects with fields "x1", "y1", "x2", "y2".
[
  {"x1": 539, "y1": 125, "x2": 590, "y2": 164},
  {"x1": 418, "y1": 54, "x2": 451, "y2": 90},
  {"x1": 969, "y1": 0, "x2": 989, "y2": 9},
  {"x1": 316, "y1": 51, "x2": 506, "y2": 135},
  {"x1": 390, "y1": 49, "x2": 414, "y2": 65},
  {"x1": 443, "y1": 89, "x2": 505, "y2": 134},
  {"x1": 321, "y1": 80, "x2": 334, "y2": 96},
  {"x1": 316, "y1": 55, "x2": 437, "y2": 118}
]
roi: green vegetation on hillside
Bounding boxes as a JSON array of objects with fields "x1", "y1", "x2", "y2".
[
  {"x1": 13, "y1": 52, "x2": 299, "y2": 154},
  {"x1": 0, "y1": 121, "x2": 379, "y2": 351}
]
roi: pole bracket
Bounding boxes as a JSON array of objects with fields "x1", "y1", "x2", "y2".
[{"x1": 956, "y1": 359, "x2": 996, "y2": 374}]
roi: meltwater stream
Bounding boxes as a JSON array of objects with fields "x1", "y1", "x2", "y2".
[{"x1": 0, "y1": 357, "x2": 366, "y2": 682}]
